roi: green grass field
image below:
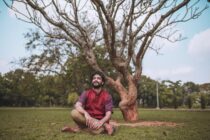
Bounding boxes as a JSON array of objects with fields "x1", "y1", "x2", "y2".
[{"x1": 0, "y1": 108, "x2": 210, "y2": 140}]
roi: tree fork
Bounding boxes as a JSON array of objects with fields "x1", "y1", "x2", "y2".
[{"x1": 119, "y1": 100, "x2": 139, "y2": 122}]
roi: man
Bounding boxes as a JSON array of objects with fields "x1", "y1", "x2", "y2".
[{"x1": 62, "y1": 71, "x2": 115, "y2": 135}]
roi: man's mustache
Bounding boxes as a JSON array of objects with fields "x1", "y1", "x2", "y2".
[{"x1": 92, "y1": 81, "x2": 100, "y2": 84}]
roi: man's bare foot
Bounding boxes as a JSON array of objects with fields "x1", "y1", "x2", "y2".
[
  {"x1": 104, "y1": 124, "x2": 116, "y2": 135},
  {"x1": 61, "y1": 126, "x2": 81, "y2": 133}
]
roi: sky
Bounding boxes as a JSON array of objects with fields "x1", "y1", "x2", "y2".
[{"x1": 0, "y1": 1, "x2": 210, "y2": 84}]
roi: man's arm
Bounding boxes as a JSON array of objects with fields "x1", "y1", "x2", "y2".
[
  {"x1": 91, "y1": 111, "x2": 112, "y2": 130},
  {"x1": 100, "y1": 111, "x2": 112, "y2": 124},
  {"x1": 74, "y1": 101, "x2": 87, "y2": 115},
  {"x1": 74, "y1": 91, "x2": 92, "y2": 120}
]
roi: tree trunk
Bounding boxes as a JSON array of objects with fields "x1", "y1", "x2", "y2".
[
  {"x1": 119, "y1": 100, "x2": 139, "y2": 122},
  {"x1": 108, "y1": 76, "x2": 139, "y2": 122}
]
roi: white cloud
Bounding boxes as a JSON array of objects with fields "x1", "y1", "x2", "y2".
[
  {"x1": 143, "y1": 66, "x2": 194, "y2": 81},
  {"x1": 188, "y1": 28, "x2": 210, "y2": 57},
  {"x1": 170, "y1": 66, "x2": 193, "y2": 76}
]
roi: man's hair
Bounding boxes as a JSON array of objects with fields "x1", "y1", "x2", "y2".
[{"x1": 90, "y1": 71, "x2": 106, "y2": 83}]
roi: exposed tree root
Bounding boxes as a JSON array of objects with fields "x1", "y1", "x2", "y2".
[{"x1": 110, "y1": 120, "x2": 180, "y2": 127}]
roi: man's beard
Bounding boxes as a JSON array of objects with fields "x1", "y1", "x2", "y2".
[{"x1": 92, "y1": 82, "x2": 103, "y2": 89}]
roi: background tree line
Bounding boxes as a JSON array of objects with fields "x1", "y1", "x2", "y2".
[{"x1": 1, "y1": 67, "x2": 210, "y2": 109}]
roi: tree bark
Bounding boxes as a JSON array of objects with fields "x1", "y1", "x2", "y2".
[
  {"x1": 119, "y1": 100, "x2": 139, "y2": 122},
  {"x1": 107, "y1": 75, "x2": 139, "y2": 122}
]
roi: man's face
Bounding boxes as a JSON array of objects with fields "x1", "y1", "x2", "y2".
[{"x1": 92, "y1": 74, "x2": 104, "y2": 89}]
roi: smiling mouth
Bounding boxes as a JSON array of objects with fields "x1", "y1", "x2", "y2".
[{"x1": 93, "y1": 82, "x2": 99, "y2": 84}]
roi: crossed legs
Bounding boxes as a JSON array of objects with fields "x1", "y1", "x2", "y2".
[
  {"x1": 62, "y1": 109, "x2": 115, "y2": 135},
  {"x1": 70, "y1": 109, "x2": 105, "y2": 134}
]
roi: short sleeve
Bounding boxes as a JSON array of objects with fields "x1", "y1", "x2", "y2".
[
  {"x1": 78, "y1": 91, "x2": 87, "y2": 105},
  {"x1": 105, "y1": 94, "x2": 113, "y2": 112}
]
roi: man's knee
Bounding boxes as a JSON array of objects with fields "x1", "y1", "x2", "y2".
[
  {"x1": 71, "y1": 109, "x2": 86, "y2": 121},
  {"x1": 71, "y1": 109, "x2": 80, "y2": 119},
  {"x1": 71, "y1": 109, "x2": 86, "y2": 126}
]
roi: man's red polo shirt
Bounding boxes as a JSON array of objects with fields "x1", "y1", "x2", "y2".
[{"x1": 78, "y1": 89, "x2": 113, "y2": 120}]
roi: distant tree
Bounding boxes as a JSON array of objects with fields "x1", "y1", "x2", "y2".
[
  {"x1": 206, "y1": 94, "x2": 210, "y2": 106},
  {"x1": 163, "y1": 80, "x2": 183, "y2": 109},
  {"x1": 0, "y1": 73, "x2": 9, "y2": 106},
  {"x1": 183, "y1": 82, "x2": 200, "y2": 94},
  {"x1": 67, "y1": 92, "x2": 79, "y2": 106},
  {"x1": 160, "y1": 88, "x2": 174, "y2": 108},
  {"x1": 138, "y1": 76, "x2": 157, "y2": 107},
  {"x1": 38, "y1": 75, "x2": 66, "y2": 106},
  {"x1": 199, "y1": 83, "x2": 210, "y2": 93},
  {"x1": 186, "y1": 95, "x2": 193, "y2": 109},
  {"x1": 4, "y1": 0, "x2": 208, "y2": 121},
  {"x1": 1, "y1": 69, "x2": 39, "y2": 106},
  {"x1": 17, "y1": 70, "x2": 40, "y2": 106},
  {"x1": 200, "y1": 94, "x2": 207, "y2": 109}
]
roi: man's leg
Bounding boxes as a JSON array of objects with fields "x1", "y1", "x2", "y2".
[
  {"x1": 63, "y1": 109, "x2": 109, "y2": 135},
  {"x1": 71, "y1": 109, "x2": 105, "y2": 134},
  {"x1": 61, "y1": 109, "x2": 86, "y2": 132},
  {"x1": 90, "y1": 122, "x2": 116, "y2": 135},
  {"x1": 104, "y1": 123, "x2": 116, "y2": 135},
  {"x1": 71, "y1": 109, "x2": 86, "y2": 128}
]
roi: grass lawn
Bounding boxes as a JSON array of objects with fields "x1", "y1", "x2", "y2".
[{"x1": 0, "y1": 108, "x2": 210, "y2": 140}]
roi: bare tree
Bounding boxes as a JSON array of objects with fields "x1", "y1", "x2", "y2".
[{"x1": 4, "y1": 0, "x2": 208, "y2": 121}]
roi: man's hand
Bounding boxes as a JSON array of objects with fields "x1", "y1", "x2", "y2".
[
  {"x1": 84, "y1": 113, "x2": 104, "y2": 130},
  {"x1": 88, "y1": 119, "x2": 104, "y2": 130},
  {"x1": 93, "y1": 120, "x2": 104, "y2": 129},
  {"x1": 84, "y1": 112, "x2": 95, "y2": 128}
]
